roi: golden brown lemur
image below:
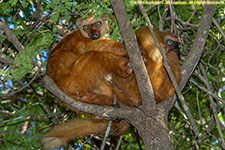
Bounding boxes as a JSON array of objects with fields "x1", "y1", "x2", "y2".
[
  {"x1": 40, "y1": 14, "x2": 131, "y2": 150},
  {"x1": 40, "y1": 24, "x2": 181, "y2": 149},
  {"x1": 114, "y1": 26, "x2": 181, "y2": 106}
]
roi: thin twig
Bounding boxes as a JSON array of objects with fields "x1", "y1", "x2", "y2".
[
  {"x1": 174, "y1": 102, "x2": 187, "y2": 119},
  {"x1": 27, "y1": 78, "x2": 52, "y2": 120},
  {"x1": 175, "y1": 17, "x2": 199, "y2": 28},
  {"x1": 198, "y1": 117, "x2": 214, "y2": 147},
  {"x1": 190, "y1": 78, "x2": 225, "y2": 104},
  {"x1": 186, "y1": 5, "x2": 199, "y2": 23},
  {"x1": 101, "y1": 94, "x2": 117, "y2": 150},
  {"x1": 146, "y1": 4, "x2": 157, "y2": 12},
  {"x1": 0, "y1": 68, "x2": 41, "y2": 98},
  {"x1": 77, "y1": 134, "x2": 96, "y2": 150},
  {"x1": 101, "y1": 121, "x2": 112, "y2": 150},
  {"x1": 199, "y1": 64, "x2": 225, "y2": 148},
  {"x1": 158, "y1": 5, "x2": 169, "y2": 31},
  {"x1": 115, "y1": 136, "x2": 123, "y2": 150},
  {"x1": 2, "y1": 113, "x2": 59, "y2": 124},
  {"x1": 196, "y1": 91, "x2": 203, "y2": 126},
  {"x1": 168, "y1": 2, "x2": 175, "y2": 32},
  {"x1": 213, "y1": 18, "x2": 225, "y2": 40}
]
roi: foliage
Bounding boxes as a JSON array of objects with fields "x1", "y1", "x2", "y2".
[{"x1": 0, "y1": 0, "x2": 224, "y2": 149}]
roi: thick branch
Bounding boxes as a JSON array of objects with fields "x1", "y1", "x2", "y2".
[
  {"x1": 180, "y1": 3, "x2": 217, "y2": 90},
  {"x1": 110, "y1": 1, "x2": 174, "y2": 149},
  {"x1": 110, "y1": 0, "x2": 156, "y2": 110},
  {"x1": 43, "y1": 75, "x2": 135, "y2": 120},
  {"x1": 0, "y1": 21, "x2": 24, "y2": 52}
]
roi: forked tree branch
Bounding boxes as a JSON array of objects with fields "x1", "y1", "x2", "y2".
[
  {"x1": 110, "y1": 0, "x2": 156, "y2": 112},
  {"x1": 138, "y1": 3, "x2": 200, "y2": 136},
  {"x1": 180, "y1": 3, "x2": 217, "y2": 90},
  {"x1": 43, "y1": 75, "x2": 136, "y2": 120}
]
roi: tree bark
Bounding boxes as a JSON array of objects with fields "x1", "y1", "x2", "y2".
[
  {"x1": 110, "y1": 0, "x2": 173, "y2": 149},
  {"x1": 129, "y1": 102, "x2": 174, "y2": 150},
  {"x1": 43, "y1": 1, "x2": 217, "y2": 149}
]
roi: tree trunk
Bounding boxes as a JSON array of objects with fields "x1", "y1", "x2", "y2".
[{"x1": 128, "y1": 101, "x2": 173, "y2": 150}]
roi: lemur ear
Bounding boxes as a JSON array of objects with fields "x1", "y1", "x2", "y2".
[{"x1": 76, "y1": 13, "x2": 91, "y2": 28}]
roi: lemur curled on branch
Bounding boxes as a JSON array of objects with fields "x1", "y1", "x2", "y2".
[
  {"x1": 46, "y1": 14, "x2": 131, "y2": 111},
  {"x1": 40, "y1": 13, "x2": 181, "y2": 149},
  {"x1": 40, "y1": 14, "x2": 131, "y2": 150},
  {"x1": 114, "y1": 26, "x2": 181, "y2": 106}
]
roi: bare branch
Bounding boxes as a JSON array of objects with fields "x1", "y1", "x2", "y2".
[
  {"x1": 138, "y1": 3, "x2": 200, "y2": 136},
  {"x1": 110, "y1": 0, "x2": 156, "y2": 110},
  {"x1": 213, "y1": 18, "x2": 225, "y2": 40},
  {"x1": 186, "y1": 5, "x2": 199, "y2": 23},
  {"x1": 111, "y1": 1, "x2": 175, "y2": 149},
  {"x1": 199, "y1": 63, "x2": 225, "y2": 148},
  {"x1": 115, "y1": 136, "x2": 123, "y2": 150},
  {"x1": 190, "y1": 78, "x2": 225, "y2": 104},
  {"x1": 101, "y1": 121, "x2": 112, "y2": 150},
  {"x1": 43, "y1": 75, "x2": 135, "y2": 120},
  {"x1": 158, "y1": 5, "x2": 169, "y2": 32},
  {"x1": 175, "y1": 17, "x2": 199, "y2": 28},
  {"x1": 0, "y1": 21, "x2": 24, "y2": 52},
  {"x1": 0, "y1": 68, "x2": 40, "y2": 98},
  {"x1": 180, "y1": 3, "x2": 217, "y2": 90},
  {"x1": 146, "y1": 4, "x2": 157, "y2": 12},
  {"x1": 168, "y1": 3, "x2": 175, "y2": 32},
  {"x1": 198, "y1": 117, "x2": 215, "y2": 146}
]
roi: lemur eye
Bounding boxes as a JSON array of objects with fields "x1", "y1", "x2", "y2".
[
  {"x1": 167, "y1": 40, "x2": 173, "y2": 46},
  {"x1": 95, "y1": 21, "x2": 102, "y2": 27},
  {"x1": 83, "y1": 25, "x2": 89, "y2": 31}
]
